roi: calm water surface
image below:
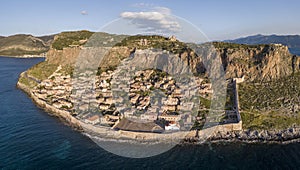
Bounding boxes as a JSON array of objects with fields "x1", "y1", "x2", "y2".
[{"x1": 290, "y1": 48, "x2": 300, "y2": 55}]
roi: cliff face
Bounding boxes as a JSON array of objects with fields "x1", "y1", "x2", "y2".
[
  {"x1": 46, "y1": 47, "x2": 81, "y2": 65},
  {"x1": 216, "y1": 43, "x2": 297, "y2": 81},
  {"x1": 164, "y1": 43, "x2": 297, "y2": 82},
  {"x1": 44, "y1": 31, "x2": 299, "y2": 83},
  {"x1": 293, "y1": 55, "x2": 300, "y2": 72},
  {"x1": 45, "y1": 41, "x2": 298, "y2": 83}
]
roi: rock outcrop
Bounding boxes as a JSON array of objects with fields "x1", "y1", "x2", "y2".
[
  {"x1": 46, "y1": 47, "x2": 81, "y2": 65},
  {"x1": 292, "y1": 55, "x2": 300, "y2": 73},
  {"x1": 45, "y1": 38, "x2": 298, "y2": 83},
  {"x1": 207, "y1": 127, "x2": 300, "y2": 143},
  {"x1": 215, "y1": 43, "x2": 296, "y2": 81}
]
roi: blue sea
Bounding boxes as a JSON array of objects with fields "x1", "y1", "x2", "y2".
[
  {"x1": 1, "y1": 56, "x2": 300, "y2": 169},
  {"x1": 289, "y1": 48, "x2": 300, "y2": 56}
]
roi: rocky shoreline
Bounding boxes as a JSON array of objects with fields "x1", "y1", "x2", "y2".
[
  {"x1": 184, "y1": 127, "x2": 300, "y2": 145},
  {"x1": 17, "y1": 79, "x2": 82, "y2": 131},
  {"x1": 17, "y1": 73, "x2": 300, "y2": 145}
]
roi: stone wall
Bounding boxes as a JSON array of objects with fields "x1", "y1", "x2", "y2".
[{"x1": 233, "y1": 79, "x2": 242, "y2": 123}]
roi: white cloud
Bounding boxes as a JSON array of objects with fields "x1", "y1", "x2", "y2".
[
  {"x1": 120, "y1": 7, "x2": 181, "y2": 33},
  {"x1": 81, "y1": 10, "x2": 88, "y2": 15},
  {"x1": 153, "y1": 7, "x2": 171, "y2": 15},
  {"x1": 132, "y1": 3, "x2": 154, "y2": 8}
]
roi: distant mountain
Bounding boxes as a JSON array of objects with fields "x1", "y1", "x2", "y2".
[
  {"x1": 0, "y1": 34, "x2": 55, "y2": 57},
  {"x1": 37, "y1": 35, "x2": 56, "y2": 46},
  {"x1": 225, "y1": 34, "x2": 300, "y2": 55}
]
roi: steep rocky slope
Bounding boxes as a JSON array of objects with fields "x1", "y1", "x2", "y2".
[
  {"x1": 214, "y1": 42, "x2": 299, "y2": 81},
  {"x1": 45, "y1": 33, "x2": 299, "y2": 83}
]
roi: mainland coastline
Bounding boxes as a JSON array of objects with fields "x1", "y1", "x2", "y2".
[{"x1": 2, "y1": 54, "x2": 46, "y2": 58}]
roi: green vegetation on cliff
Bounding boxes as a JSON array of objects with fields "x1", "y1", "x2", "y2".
[
  {"x1": 212, "y1": 42, "x2": 268, "y2": 49},
  {"x1": 239, "y1": 72, "x2": 300, "y2": 130},
  {"x1": 240, "y1": 111, "x2": 300, "y2": 130},
  {"x1": 19, "y1": 76, "x2": 38, "y2": 89},
  {"x1": 239, "y1": 72, "x2": 299, "y2": 111},
  {"x1": 27, "y1": 61, "x2": 58, "y2": 81},
  {"x1": 52, "y1": 30, "x2": 94, "y2": 50},
  {"x1": 116, "y1": 35, "x2": 189, "y2": 54},
  {"x1": 19, "y1": 60, "x2": 58, "y2": 88}
]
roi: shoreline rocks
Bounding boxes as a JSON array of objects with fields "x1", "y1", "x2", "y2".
[
  {"x1": 17, "y1": 79, "x2": 82, "y2": 131},
  {"x1": 182, "y1": 128, "x2": 300, "y2": 144}
]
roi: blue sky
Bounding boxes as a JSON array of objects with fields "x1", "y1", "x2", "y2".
[{"x1": 1, "y1": 0, "x2": 300, "y2": 40}]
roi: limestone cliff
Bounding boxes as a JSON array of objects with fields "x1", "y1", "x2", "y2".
[
  {"x1": 45, "y1": 37, "x2": 298, "y2": 83},
  {"x1": 155, "y1": 42, "x2": 298, "y2": 82},
  {"x1": 46, "y1": 47, "x2": 81, "y2": 65},
  {"x1": 214, "y1": 43, "x2": 298, "y2": 81}
]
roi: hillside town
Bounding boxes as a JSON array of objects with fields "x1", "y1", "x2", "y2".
[{"x1": 31, "y1": 61, "x2": 242, "y2": 134}]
